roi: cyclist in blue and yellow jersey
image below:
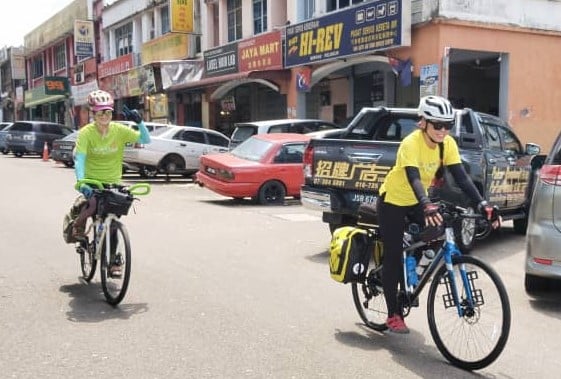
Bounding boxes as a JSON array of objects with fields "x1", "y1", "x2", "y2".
[
  {"x1": 71, "y1": 90, "x2": 150, "y2": 274},
  {"x1": 377, "y1": 95, "x2": 498, "y2": 334}
]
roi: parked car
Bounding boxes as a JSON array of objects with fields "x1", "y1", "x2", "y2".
[
  {"x1": 195, "y1": 133, "x2": 311, "y2": 205},
  {"x1": 51, "y1": 121, "x2": 172, "y2": 168},
  {"x1": 5, "y1": 121, "x2": 73, "y2": 157},
  {"x1": 51, "y1": 131, "x2": 78, "y2": 167},
  {"x1": 228, "y1": 118, "x2": 340, "y2": 150},
  {"x1": 525, "y1": 131, "x2": 561, "y2": 293},
  {"x1": 123, "y1": 125, "x2": 230, "y2": 178},
  {"x1": 0, "y1": 122, "x2": 14, "y2": 154}
]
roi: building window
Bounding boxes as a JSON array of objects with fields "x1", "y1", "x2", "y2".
[
  {"x1": 304, "y1": 0, "x2": 315, "y2": 19},
  {"x1": 227, "y1": 0, "x2": 242, "y2": 42},
  {"x1": 115, "y1": 22, "x2": 133, "y2": 57},
  {"x1": 253, "y1": 0, "x2": 267, "y2": 34},
  {"x1": 161, "y1": 5, "x2": 170, "y2": 34},
  {"x1": 327, "y1": 0, "x2": 366, "y2": 12},
  {"x1": 54, "y1": 43, "x2": 66, "y2": 71},
  {"x1": 32, "y1": 55, "x2": 44, "y2": 79}
]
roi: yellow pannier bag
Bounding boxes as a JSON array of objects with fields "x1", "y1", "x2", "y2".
[{"x1": 329, "y1": 226, "x2": 373, "y2": 283}]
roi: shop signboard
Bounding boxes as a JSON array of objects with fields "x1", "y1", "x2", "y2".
[
  {"x1": 203, "y1": 42, "x2": 238, "y2": 78},
  {"x1": 238, "y1": 31, "x2": 282, "y2": 72},
  {"x1": 285, "y1": 0, "x2": 411, "y2": 68}
]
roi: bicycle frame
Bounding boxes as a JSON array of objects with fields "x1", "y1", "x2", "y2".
[
  {"x1": 402, "y1": 226, "x2": 476, "y2": 317},
  {"x1": 87, "y1": 212, "x2": 119, "y2": 262}
]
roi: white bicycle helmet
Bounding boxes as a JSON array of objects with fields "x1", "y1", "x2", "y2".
[
  {"x1": 418, "y1": 96, "x2": 454, "y2": 122},
  {"x1": 87, "y1": 90, "x2": 114, "y2": 112}
]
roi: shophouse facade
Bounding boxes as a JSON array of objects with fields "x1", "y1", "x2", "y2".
[
  {"x1": 22, "y1": 0, "x2": 97, "y2": 128},
  {"x1": 11, "y1": 0, "x2": 561, "y2": 152},
  {"x1": 0, "y1": 47, "x2": 26, "y2": 122}
]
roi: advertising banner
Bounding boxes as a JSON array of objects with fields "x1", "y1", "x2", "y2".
[{"x1": 285, "y1": 0, "x2": 411, "y2": 68}]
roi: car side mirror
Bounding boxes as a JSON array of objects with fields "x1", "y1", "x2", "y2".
[{"x1": 525, "y1": 143, "x2": 540, "y2": 155}]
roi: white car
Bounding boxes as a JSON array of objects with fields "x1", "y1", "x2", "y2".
[{"x1": 123, "y1": 125, "x2": 230, "y2": 178}]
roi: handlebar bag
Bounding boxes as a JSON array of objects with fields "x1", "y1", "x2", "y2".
[{"x1": 97, "y1": 191, "x2": 133, "y2": 217}]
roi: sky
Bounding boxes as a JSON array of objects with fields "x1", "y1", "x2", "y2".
[{"x1": 0, "y1": 0, "x2": 82, "y2": 47}]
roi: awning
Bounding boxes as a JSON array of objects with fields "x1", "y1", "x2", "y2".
[
  {"x1": 25, "y1": 94, "x2": 66, "y2": 108},
  {"x1": 166, "y1": 69, "x2": 290, "y2": 94}
]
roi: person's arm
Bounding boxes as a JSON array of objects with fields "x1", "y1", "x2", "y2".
[
  {"x1": 405, "y1": 166, "x2": 430, "y2": 206},
  {"x1": 74, "y1": 152, "x2": 86, "y2": 181},
  {"x1": 136, "y1": 120, "x2": 150, "y2": 144},
  {"x1": 448, "y1": 163, "x2": 484, "y2": 203}
]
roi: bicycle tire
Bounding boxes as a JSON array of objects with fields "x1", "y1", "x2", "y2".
[
  {"x1": 427, "y1": 255, "x2": 511, "y2": 370},
  {"x1": 351, "y1": 267, "x2": 388, "y2": 331},
  {"x1": 80, "y1": 218, "x2": 97, "y2": 282},
  {"x1": 100, "y1": 220, "x2": 131, "y2": 306}
]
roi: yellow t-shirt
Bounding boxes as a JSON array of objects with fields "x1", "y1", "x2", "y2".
[{"x1": 379, "y1": 129, "x2": 462, "y2": 206}]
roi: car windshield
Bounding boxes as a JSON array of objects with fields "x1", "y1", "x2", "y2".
[
  {"x1": 231, "y1": 137, "x2": 274, "y2": 161},
  {"x1": 151, "y1": 127, "x2": 173, "y2": 137},
  {"x1": 231, "y1": 125, "x2": 257, "y2": 142},
  {"x1": 62, "y1": 131, "x2": 79, "y2": 141}
]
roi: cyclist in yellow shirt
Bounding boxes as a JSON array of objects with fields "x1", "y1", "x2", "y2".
[{"x1": 377, "y1": 95, "x2": 497, "y2": 333}]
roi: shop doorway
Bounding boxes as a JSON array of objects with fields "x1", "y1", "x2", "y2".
[{"x1": 447, "y1": 48, "x2": 505, "y2": 116}]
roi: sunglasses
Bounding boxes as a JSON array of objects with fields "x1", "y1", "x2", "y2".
[
  {"x1": 94, "y1": 110, "x2": 113, "y2": 116},
  {"x1": 430, "y1": 121, "x2": 453, "y2": 131}
]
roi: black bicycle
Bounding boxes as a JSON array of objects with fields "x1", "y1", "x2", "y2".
[
  {"x1": 74, "y1": 179, "x2": 150, "y2": 305},
  {"x1": 351, "y1": 200, "x2": 510, "y2": 370}
]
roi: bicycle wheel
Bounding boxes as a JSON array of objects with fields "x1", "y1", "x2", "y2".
[
  {"x1": 79, "y1": 217, "x2": 97, "y2": 282},
  {"x1": 351, "y1": 266, "x2": 388, "y2": 331},
  {"x1": 100, "y1": 220, "x2": 131, "y2": 306},
  {"x1": 427, "y1": 255, "x2": 511, "y2": 370}
]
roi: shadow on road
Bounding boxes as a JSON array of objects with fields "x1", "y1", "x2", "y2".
[
  {"x1": 59, "y1": 282, "x2": 148, "y2": 323},
  {"x1": 334, "y1": 324, "x2": 485, "y2": 377}
]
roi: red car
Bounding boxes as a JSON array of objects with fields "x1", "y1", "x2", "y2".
[{"x1": 195, "y1": 133, "x2": 311, "y2": 204}]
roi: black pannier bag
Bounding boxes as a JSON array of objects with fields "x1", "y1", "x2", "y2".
[{"x1": 97, "y1": 191, "x2": 133, "y2": 217}]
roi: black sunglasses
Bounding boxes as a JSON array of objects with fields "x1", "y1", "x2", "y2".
[{"x1": 430, "y1": 121, "x2": 453, "y2": 131}]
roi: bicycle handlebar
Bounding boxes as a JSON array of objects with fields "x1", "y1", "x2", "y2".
[
  {"x1": 75, "y1": 179, "x2": 151, "y2": 196},
  {"x1": 438, "y1": 200, "x2": 497, "y2": 239}
]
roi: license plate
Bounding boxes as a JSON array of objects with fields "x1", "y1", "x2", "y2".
[{"x1": 344, "y1": 191, "x2": 378, "y2": 205}]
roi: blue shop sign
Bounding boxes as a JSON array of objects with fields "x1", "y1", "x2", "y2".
[{"x1": 285, "y1": 0, "x2": 410, "y2": 68}]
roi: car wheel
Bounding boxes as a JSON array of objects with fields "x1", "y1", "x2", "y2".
[
  {"x1": 525, "y1": 273, "x2": 550, "y2": 294},
  {"x1": 1, "y1": 149, "x2": 7, "y2": 155},
  {"x1": 14, "y1": 152, "x2": 23, "y2": 157},
  {"x1": 160, "y1": 155, "x2": 185, "y2": 175},
  {"x1": 513, "y1": 217, "x2": 528, "y2": 235},
  {"x1": 139, "y1": 166, "x2": 158, "y2": 178},
  {"x1": 63, "y1": 161, "x2": 74, "y2": 168},
  {"x1": 257, "y1": 180, "x2": 286, "y2": 205}
]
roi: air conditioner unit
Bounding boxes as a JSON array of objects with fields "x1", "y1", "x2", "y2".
[
  {"x1": 74, "y1": 63, "x2": 84, "y2": 73},
  {"x1": 74, "y1": 72, "x2": 84, "y2": 84}
]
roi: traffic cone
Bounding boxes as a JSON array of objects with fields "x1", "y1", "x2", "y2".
[{"x1": 42, "y1": 141, "x2": 49, "y2": 161}]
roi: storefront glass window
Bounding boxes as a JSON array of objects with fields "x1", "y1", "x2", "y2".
[
  {"x1": 253, "y1": 0, "x2": 267, "y2": 34},
  {"x1": 54, "y1": 44, "x2": 66, "y2": 71},
  {"x1": 227, "y1": 0, "x2": 242, "y2": 42},
  {"x1": 115, "y1": 22, "x2": 133, "y2": 57}
]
